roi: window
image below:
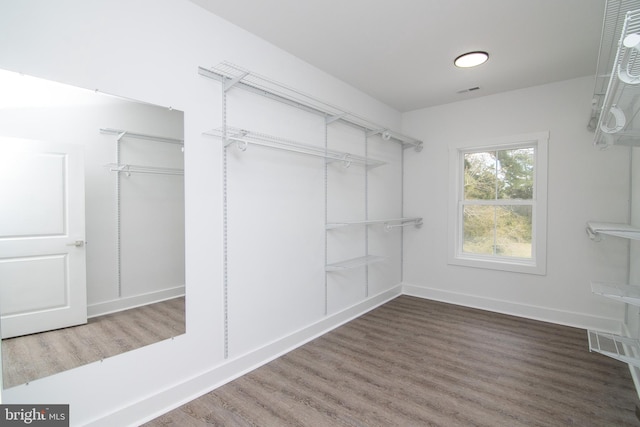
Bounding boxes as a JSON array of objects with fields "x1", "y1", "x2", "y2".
[{"x1": 448, "y1": 132, "x2": 548, "y2": 275}]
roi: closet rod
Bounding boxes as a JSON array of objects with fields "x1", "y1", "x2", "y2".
[
  {"x1": 105, "y1": 163, "x2": 184, "y2": 176},
  {"x1": 204, "y1": 127, "x2": 386, "y2": 169},
  {"x1": 326, "y1": 217, "x2": 423, "y2": 229},
  {"x1": 198, "y1": 63, "x2": 423, "y2": 151},
  {"x1": 100, "y1": 128, "x2": 184, "y2": 145},
  {"x1": 384, "y1": 218, "x2": 423, "y2": 231}
]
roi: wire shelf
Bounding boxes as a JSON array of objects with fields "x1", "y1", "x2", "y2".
[
  {"x1": 326, "y1": 217, "x2": 423, "y2": 230},
  {"x1": 205, "y1": 126, "x2": 386, "y2": 169},
  {"x1": 588, "y1": 330, "x2": 640, "y2": 368},
  {"x1": 586, "y1": 221, "x2": 640, "y2": 240},
  {"x1": 198, "y1": 62, "x2": 423, "y2": 151},
  {"x1": 591, "y1": 281, "x2": 640, "y2": 306},
  {"x1": 594, "y1": 8, "x2": 640, "y2": 147},
  {"x1": 325, "y1": 255, "x2": 386, "y2": 271},
  {"x1": 590, "y1": 0, "x2": 640, "y2": 131},
  {"x1": 105, "y1": 163, "x2": 184, "y2": 176}
]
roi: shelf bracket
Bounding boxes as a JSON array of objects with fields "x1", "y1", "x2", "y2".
[
  {"x1": 116, "y1": 131, "x2": 127, "y2": 142},
  {"x1": 223, "y1": 72, "x2": 249, "y2": 92},
  {"x1": 341, "y1": 153, "x2": 352, "y2": 168},
  {"x1": 326, "y1": 113, "x2": 346, "y2": 125},
  {"x1": 366, "y1": 129, "x2": 386, "y2": 139}
]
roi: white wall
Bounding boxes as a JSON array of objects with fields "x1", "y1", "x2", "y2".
[
  {"x1": 0, "y1": 1, "x2": 404, "y2": 425},
  {"x1": 402, "y1": 76, "x2": 630, "y2": 331}
]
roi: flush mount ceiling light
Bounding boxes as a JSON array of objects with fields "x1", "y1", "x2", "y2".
[{"x1": 454, "y1": 51, "x2": 489, "y2": 68}]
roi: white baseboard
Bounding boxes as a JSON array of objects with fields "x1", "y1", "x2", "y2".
[
  {"x1": 87, "y1": 285, "x2": 402, "y2": 426},
  {"x1": 402, "y1": 282, "x2": 623, "y2": 333},
  {"x1": 87, "y1": 286, "x2": 185, "y2": 318}
]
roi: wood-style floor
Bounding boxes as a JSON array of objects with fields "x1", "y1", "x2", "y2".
[
  {"x1": 146, "y1": 295, "x2": 638, "y2": 426},
  {"x1": 2, "y1": 296, "x2": 185, "y2": 389}
]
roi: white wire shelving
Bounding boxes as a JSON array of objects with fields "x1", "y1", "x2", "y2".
[
  {"x1": 586, "y1": 221, "x2": 640, "y2": 240},
  {"x1": 590, "y1": 0, "x2": 640, "y2": 131},
  {"x1": 198, "y1": 62, "x2": 423, "y2": 151},
  {"x1": 99, "y1": 128, "x2": 184, "y2": 145},
  {"x1": 105, "y1": 163, "x2": 184, "y2": 176},
  {"x1": 588, "y1": 330, "x2": 640, "y2": 368},
  {"x1": 592, "y1": 281, "x2": 640, "y2": 306},
  {"x1": 594, "y1": 7, "x2": 640, "y2": 147},
  {"x1": 325, "y1": 255, "x2": 386, "y2": 272},
  {"x1": 204, "y1": 127, "x2": 386, "y2": 168},
  {"x1": 326, "y1": 217, "x2": 423, "y2": 230}
]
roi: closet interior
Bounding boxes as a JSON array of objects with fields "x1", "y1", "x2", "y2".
[{"x1": 199, "y1": 62, "x2": 423, "y2": 358}]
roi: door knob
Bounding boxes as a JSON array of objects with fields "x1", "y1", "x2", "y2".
[{"x1": 66, "y1": 240, "x2": 85, "y2": 247}]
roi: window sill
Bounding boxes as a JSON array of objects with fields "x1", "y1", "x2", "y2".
[{"x1": 448, "y1": 254, "x2": 546, "y2": 275}]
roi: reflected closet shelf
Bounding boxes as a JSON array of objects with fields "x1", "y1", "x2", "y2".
[
  {"x1": 325, "y1": 255, "x2": 386, "y2": 271},
  {"x1": 591, "y1": 281, "x2": 640, "y2": 306},
  {"x1": 105, "y1": 163, "x2": 184, "y2": 176},
  {"x1": 588, "y1": 330, "x2": 640, "y2": 368}
]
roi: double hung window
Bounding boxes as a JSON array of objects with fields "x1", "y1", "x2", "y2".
[{"x1": 448, "y1": 132, "x2": 548, "y2": 274}]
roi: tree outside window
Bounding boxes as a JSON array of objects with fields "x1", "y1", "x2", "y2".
[
  {"x1": 462, "y1": 148, "x2": 534, "y2": 259},
  {"x1": 448, "y1": 132, "x2": 548, "y2": 275}
]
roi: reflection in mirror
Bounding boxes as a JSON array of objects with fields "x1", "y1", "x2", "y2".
[{"x1": 0, "y1": 70, "x2": 185, "y2": 389}]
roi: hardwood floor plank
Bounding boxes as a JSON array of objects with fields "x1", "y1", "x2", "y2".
[{"x1": 146, "y1": 296, "x2": 638, "y2": 426}]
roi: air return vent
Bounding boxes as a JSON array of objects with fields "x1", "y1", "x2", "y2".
[{"x1": 456, "y1": 86, "x2": 480, "y2": 94}]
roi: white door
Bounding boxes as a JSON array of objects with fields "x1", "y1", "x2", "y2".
[{"x1": 0, "y1": 137, "x2": 87, "y2": 338}]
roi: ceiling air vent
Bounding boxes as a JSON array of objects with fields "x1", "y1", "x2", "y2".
[{"x1": 456, "y1": 86, "x2": 480, "y2": 94}]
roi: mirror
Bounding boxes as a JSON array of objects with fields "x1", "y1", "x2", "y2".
[{"x1": 0, "y1": 70, "x2": 185, "y2": 389}]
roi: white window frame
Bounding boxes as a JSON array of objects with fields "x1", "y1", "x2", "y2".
[{"x1": 448, "y1": 131, "x2": 548, "y2": 275}]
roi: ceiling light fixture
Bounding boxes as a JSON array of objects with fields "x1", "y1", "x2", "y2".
[{"x1": 454, "y1": 51, "x2": 489, "y2": 68}]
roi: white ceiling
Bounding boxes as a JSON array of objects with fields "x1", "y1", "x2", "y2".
[{"x1": 190, "y1": 0, "x2": 606, "y2": 112}]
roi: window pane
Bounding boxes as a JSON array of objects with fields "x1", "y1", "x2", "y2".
[
  {"x1": 462, "y1": 205, "x2": 495, "y2": 255},
  {"x1": 496, "y1": 148, "x2": 534, "y2": 200},
  {"x1": 464, "y1": 152, "x2": 496, "y2": 200},
  {"x1": 495, "y1": 205, "x2": 532, "y2": 258}
]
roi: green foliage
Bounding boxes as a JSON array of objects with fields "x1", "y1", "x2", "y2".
[{"x1": 462, "y1": 148, "x2": 534, "y2": 258}]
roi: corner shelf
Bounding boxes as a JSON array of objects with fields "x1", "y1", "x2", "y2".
[
  {"x1": 586, "y1": 221, "x2": 640, "y2": 240},
  {"x1": 325, "y1": 255, "x2": 386, "y2": 272},
  {"x1": 588, "y1": 330, "x2": 640, "y2": 368},
  {"x1": 205, "y1": 126, "x2": 386, "y2": 169},
  {"x1": 326, "y1": 217, "x2": 422, "y2": 230},
  {"x1": 592, "y1": 281, "x2": 640, "y2": 306}
]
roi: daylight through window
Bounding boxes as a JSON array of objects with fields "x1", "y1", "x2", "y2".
[
  {"x1": 448, "y1": 132, "x2": 548, "y2": 275},
  {"x1": 463, "y1": 147, "x2": 534, "y2": 258}
]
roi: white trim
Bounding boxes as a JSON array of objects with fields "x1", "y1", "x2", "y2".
[
  {"x1": 87, "y1": 286, "x2": 185, "y2": 318},
  {"x1": 448, "y1": 131, "x2": 548, "y2": 275},
  {"x1": 402, "y1": 283, "x2": 622, "y2": 333},
  {"x1": 85, "y1": 286, "x2": 402, "y2": 426}
]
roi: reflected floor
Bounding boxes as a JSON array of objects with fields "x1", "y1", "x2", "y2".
[{"x1": 2, "y1": 296, "x2": 185, "y2": 389}]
